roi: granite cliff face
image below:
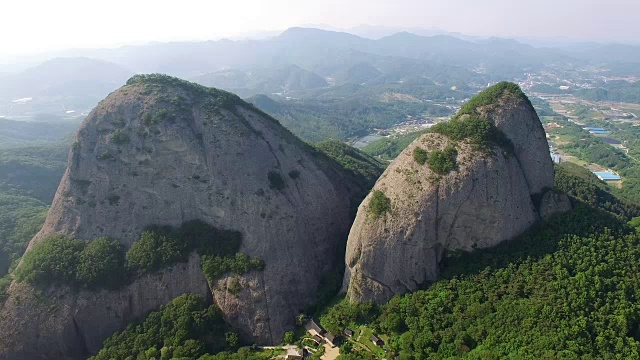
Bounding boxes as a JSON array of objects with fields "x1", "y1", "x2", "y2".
[
  {"x1": 0, "y1": 75, "x2": 363, "y2": 359},
  {"x1": 343, "y1": 82, "x2": 571, "y2": 304},
  {"x1": 475, "y1": 87, "x2": 555, "y2": 196}
]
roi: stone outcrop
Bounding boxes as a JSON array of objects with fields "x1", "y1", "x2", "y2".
[
  {"x1": 0, "y1": 75, "x2": 363, "y2": 359},
  {"x1": 343, "y1": 82, "x2": 571, "y2": 304},
  {"x1": 538, "y1": 189, "x2": 573, "y2": 220},
  {"x1": 476, "y1": 87, "x2": 555, "y2": 195}
]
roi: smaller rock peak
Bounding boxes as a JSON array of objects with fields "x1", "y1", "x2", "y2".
[
  {"x1": 455, "y1": 81, "x2": 531, "y2": 120},
  {"x1": 451, "y1": 81, "x2": 554, "y2": 195}
]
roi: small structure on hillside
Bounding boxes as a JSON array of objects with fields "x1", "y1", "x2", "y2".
[
  {"x1": 585, "y1": 127, "x2": 611, "y2": 135},
  {"x1": 344, "y1": 329, "x2": 354, "y2": 337},
  {"x1": 550, "y1": 148, "x2": 561, "y2": 164},
  {"x1": 309, "y1": 319, "x2": 326, "y2": 335},
  {"x1": 370, "y1": 334, "x2": 384, "y2": 347},
  {"x1": 325, "y1": 332, "x2": 342, "y2": 347},
  {"x1": 286, "y1": 347, "x2": 304, "y2": 359},
  {"x1": 313, "y1": 335, "x2": 324, "y2": 344},
  {"x1": 594, "y1": 170, "x2": 621, "y2": 181}
]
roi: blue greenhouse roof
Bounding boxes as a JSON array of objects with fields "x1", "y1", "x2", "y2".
[{"x1": 594, "y1": 171, "x2": 621, "y2": 181}]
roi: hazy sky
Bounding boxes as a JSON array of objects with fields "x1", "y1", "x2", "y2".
[{"x1": 1, "y1": 0, "x2": 638, "y2": 55}]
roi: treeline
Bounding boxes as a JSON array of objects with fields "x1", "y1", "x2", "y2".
[
  {"x1": 0, "y1": 194, "x2": 47, "y2": 276},
  {"x1": 554, "y1": 162, "x2": 640, "y2": 220},
  {"x1": 320, "y1": 203, "x2": 639, "y2": 359},
  {"x1": 0, "y1": 141, "x2": 69, "y2": 199},
  {"x1": 314, "y1": 140, "x2": 384, "y2": 190},
  {"x1": 315, "y1": 162, "x2": 640, "y2": 359},
  {"x1": 90, "y1": 294, "x2": 242, "y2": 360},
  {"x1": 93, "y1": 292, "x2": 281, "y2": 360},
  {"x1": 10, "y1": 220, "x2": 263, "y2": 294}
]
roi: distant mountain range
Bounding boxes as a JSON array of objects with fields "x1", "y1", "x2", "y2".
[
  {"x1": 0, "y1": 58, "x2": 133, "y2": 120},
  {"x1": 2, "y1": 27, "x2": 638, "y2": 91},
  {"x1": 46, "y1": 27, "x2": 640, "y2": 78},
  {"x1": 191, "y1": 64, "x2": 328, "y2": 97},
  {"x1": 0, "y1": 57, "x2": 132, "y2": 100},
  {"x1": 0, "y1": 27, "x2": 638, "y2": 129}
]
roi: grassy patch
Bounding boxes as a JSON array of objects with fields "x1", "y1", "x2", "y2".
[
  {"x1": 97, "y1": 151, "x2": 113, "y2": 160},
  {"x1": 428, "y1": 145, "x2": 458, "y2": 175},
  {"x1": 456, "y1": 81, "x2": 529, "y2": 119},
  {"x1": 288, "y1": 170, "x2": 300, "y2": 179},
  {"x1": 413, "y1": 146, "x2": 428, "y2": 165},
  {"x1": 354, "y1": 326, "x2": 387, "y2": 358},
  {"x1": 128, "y1": 74, "x2": 245, "y2": 111},
  {"x1": 14, "y1": 235, "x2": 125, "y2": 289},
  {"x1": 430, "y1": 116, "x2": 513, "y2": 152},
  {"x1": 201, "y1": 253, "x2": 264, "y2": 283},
  {"x1": 268, "y1": 171, "x2": 286, "y2": 190},
  {"x1": 14, "y1": 220, "x2": 262, "y2": 291},
  {"x1": 368, "y1": 190, "x2": 391, "y2": 219},
  {"x1": 110, "y1": 129, "x2": 130, "y2": 145}
]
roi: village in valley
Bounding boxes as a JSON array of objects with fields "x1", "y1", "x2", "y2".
[{"x1": 539, "y1": 93, "x2": 639, "y2": 185}]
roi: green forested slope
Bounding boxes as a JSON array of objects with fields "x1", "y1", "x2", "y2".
[
  {"x1": 319, "y1": 165, "x2": 640, "y2": 359},
  {"x1": 361, "y1": 130, "x2": 425, "y2": 160},
  {"x1": 86, "y1": 146, "x2": 640, "y2": 360},
  {"x1": 0, "y1": 141, "x2": 69, "y2": 288}
]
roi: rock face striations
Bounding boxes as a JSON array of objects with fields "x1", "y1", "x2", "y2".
[
  {"x1": 343, "y1": 82, "x2": 571, "y2": 304},
  {"x1": 0, "y1": 75, "x2": 364, "y2": 359}
]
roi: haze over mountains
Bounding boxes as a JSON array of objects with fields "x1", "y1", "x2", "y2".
[
  {"x1": 2, "y1": 26, "x2": 639, "y2": 144},
  {"x1": 48, "y1": 27, "x2": 640, "y2": 77},
  {"x1": 1, "y1": 27, "x2": 638, "y2": 82}
]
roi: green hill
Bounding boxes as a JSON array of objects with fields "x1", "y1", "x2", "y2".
[{"x1": 316, "y1": 165, "x2": 640, "y2": 359}]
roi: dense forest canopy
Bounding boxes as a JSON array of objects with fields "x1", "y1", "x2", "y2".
[{"x1": 316, "y1": 164, "x2": 640, "y2": 359}]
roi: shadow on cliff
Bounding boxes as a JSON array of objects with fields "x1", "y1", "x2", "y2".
[{"x1": 438, "y1": 198, "x2": 631, "y2": 281}]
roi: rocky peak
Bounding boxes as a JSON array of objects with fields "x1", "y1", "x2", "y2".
[
  {"x1": 0, "y1": 74, "x2": 364, "y2": 359},
  {"x1": 464, "y1": 82, "x2": 555, "y2": 195},
  {"x1": 342, "y1": 82, "x2": 570, "y2": 304}
]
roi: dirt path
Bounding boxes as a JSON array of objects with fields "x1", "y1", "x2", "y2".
[{"x1": 322, "y1": 344, "x2": 340, "y2": 360}]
